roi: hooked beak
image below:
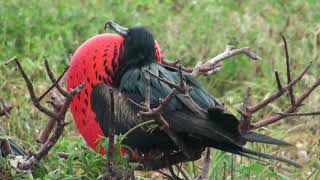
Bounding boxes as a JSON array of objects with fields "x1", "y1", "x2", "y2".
[{"x1": 104, "y1": 21, "x2": 128, "y2": 36}]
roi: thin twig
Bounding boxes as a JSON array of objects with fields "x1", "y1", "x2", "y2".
[
  {"x1": 200, "y1": 148, "x2": 211, "y2": 180},
  {"x1": 44, "y1": 59, "x2": 68, "y2": 97},
  {"x1": 275, "y1": 111, "x2": 320, "y2": 116},
  {"x1": 6, "y1": 57, "x2": 57, "y2": 118},
  {"x1": 18, "y1": 83, "x2": 84, "y2": 170},
  {"x1": 282, "y1": 35, "x2": 296, "y2": 106},
  {"x1": 252, "y1": 78, "x2": 320, "y2": 129},
  {"x1": 163, "y1": 45, "x2": 261, "y2": 76},
  {"x1": 6, "y1": 56, "x2": 84, "y2": 170},
  {"x1": 107, "y1": 88, "x2": 115, "y2": 175},
  {"x1": 248, "y1": 62, "x2": 312, "y2": 113},
  {"x1": 274, "y1": 70, "x2": 282, "y2": 90},
  {"x1": 175, "y1": 163, "x2": 191, "y2": 180},
  {"x1": 0, "y1": 98, "x2": 12, "y2": 117}
]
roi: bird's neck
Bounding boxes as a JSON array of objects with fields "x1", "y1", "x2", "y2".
[{"x1": 115, "y1": 27, "x2": 156, "y2": 86}]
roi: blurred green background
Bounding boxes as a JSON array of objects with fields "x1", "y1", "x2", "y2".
[{"x1": 0, "y1": 0, "x2": 319, "y2": 179}]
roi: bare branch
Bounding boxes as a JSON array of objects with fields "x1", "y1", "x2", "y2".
[
  {"x1": 236, "y1": 36, "x2": 320, "y2": 133},
  {"x1": 131, "y1": 68, "x2": 198, "y2": 161},
  {"x1": 18, "y1": 83, "x2": 84, "y2": 170},
  {"x1": 6, "y1": 56, "x2": 84, "y2": 170},
  {"x1": 6, "y1": 57, "x2": 57, "y2": 118},
  {"x1": 252, "y1": 78, "x2": 320, "y2": 129},
  {"x1": 163, "y1": 45, "x2": 261, "y2": 76},
  {"x1": 37, "y1": 91, "x2": 65, "y2": 143},
  {"x1": 248, "y1": 62, "x2": 312, "y2": 113},
  {"x1": 275, "y1": 111, "x2": 320, "y2": 116},
  {"x1": 0, "y1": 98, "x2": 12, "y2": 117},
  {"x1": 0, "y1": 138, "x2": 13, "y2": 156},
  {"x1": 274, "y1": 70, "x2": 282, "y2": 90},
  {"x1": 175, "y1": 164, "x2": 191, "y2": 180},
  {"x1": 199, "y1": 148, "x2": 212, "y2": 180},
  {"x1": 239, "y1": 87, "x2": 252, "y2": 132},
  {"x1": 282, "y1": 35, "x2": 296, "y2": 106},
  {"x1": 41, "y1": 59, "x2": 69, "y2": 99},
  {"x1": 107, "y1": 88, "x2": 115, "y2": 175}
]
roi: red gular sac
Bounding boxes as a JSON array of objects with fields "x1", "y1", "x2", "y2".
[{"x1": 66, "y1": 33, "x2": 163, "y2": 153}]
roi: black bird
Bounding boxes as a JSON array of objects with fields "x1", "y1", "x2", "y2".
[{"x1": 90, "y1": 22, "x2": 300, "y2": 168}]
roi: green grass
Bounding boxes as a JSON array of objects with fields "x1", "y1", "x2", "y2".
[{"x1": 0, "y1": 0, "x2": 319, "y2": 179}]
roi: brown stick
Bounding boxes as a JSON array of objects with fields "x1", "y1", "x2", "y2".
[
  {"x1": 175, "y1": 164, "x2": 191, "y2": 180},
  {"x1": 282, "y1": 35, "x2": 296, "y2": 106},
  {"x1": 44, "y1": 58, "x2": 69, "y2": 97},
  {"x1": 276, "y1": 111, "x2": 320, "y2": 116},
  {"x1": 18, "y1": 83, "x2": 84, "y2": 170},
  {"x1": 248, "y1": 62, "x2": 311, "y2": 113},
  {"x1": 274, "y1": 70, "x2": 282, "y2": 90},
  {"x1": 0, "y1": 98, "x2": 12, "y2": 117},
  {"x1": 199, "y1": 148, "x2": 212, "y2": 180},
  {"x1": 163, "y1": 45, "x2": 261, "y2": 76},
  {"x1": 252, "y1": 78, "x2": 320, "y2": 129},
  {"x1": 7, "y1": 56, "x2": 84, "y2": 170},
  {"x1": 107, "y1": 88, "x2": 115, "y2": 175},
  {"x1": 236, "y1": 35, "x2": 320, "y2": 133},
  {"x1": 38, "y1": 63, "x2": 69, "y2": 102},
  {"x1": 6, "y1": 57, "x2": 57, "y2": 118}
]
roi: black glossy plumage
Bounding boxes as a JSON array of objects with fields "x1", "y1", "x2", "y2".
[
  {"x1": 91, "y1": 26, "x2": 300, "y2": 167},
  {"x1": 1, "y1": 139, "x2": 27, "y2": 157}
]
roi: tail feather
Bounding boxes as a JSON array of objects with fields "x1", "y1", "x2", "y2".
[
  {"x1": 1, "y1": 138, "x2": 27, "y2": 156},
  {"x1": 240, "y1": 147, "x2": 301, "y2": 168},
  {"x1": 8, "y1": 139, "x2": 27, "y2": 156},
  {"x1": 243, "y1": 131, "x2": 292, "y2": 146}
]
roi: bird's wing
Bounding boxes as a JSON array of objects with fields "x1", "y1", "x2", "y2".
[
  {"x1": 119, "y1": 63, "x2": 245, "y2": 146},
  {"x1": 91, "y1": 83, "x2": 175, "y2": 151}
]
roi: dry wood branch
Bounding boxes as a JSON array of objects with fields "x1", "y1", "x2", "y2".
[
  {"x1": 168, "y1": 166, "x2": 183, "y2": 180},
  {"x1": 130, "y1": 69, "x2": 201, "y2": 167},
  {"x1": 248, "y1": 62, "x2": 311, "y2": 113},
  {"x1": 175, "y1": 164, "x2": 191, "y2": 180},
  {"x1": 106, "y1": 88, "x2": 116, "y2": 176},
  {"x1": 37, "y1": 90, "x2": 65, "y2": 143},
  {"x1": 274, "y1": 70, "x2": 282, "y2": 90},
  {"x1": 252, "y1": 78, "x2": 320, "y2": 129},
  {"x1": 198, "y1": 148, "x2": 212, "y2": 180},
  {"x1": 163, "y1": 45, "x2": 261, "y2": 76},
  {"x1": 6, "y1": 57, "x2": 57, "y2": 119},
  {"x1": 238, "y1": 36, "x2": 320, "y2": 132},
  {"x1": 0, "y1": 138, "x2": 12, "y2": 156},
  {"x1": 275, "y1": 111, "x2": 320, "y2": 116},
  {"x1": 239, "y1": 87, "x2": 252, "y2": 132},
  {"x1": 282, "y1": 35, "x2": 296, "y2": 106},
  {"x1": 0, "y1": 98, "x2": 12, "y2": 117},
  {"x1": 6, "y1": 56, "x2": 84, "y2": 170},
  {"x1": 43, "y1": 59, "x2": 69, "y2": 98},
  {"x1": 18, "y1": 84, "x2": 84, "y2": 170}
]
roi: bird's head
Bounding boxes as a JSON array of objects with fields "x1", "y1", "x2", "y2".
[
  {"x1": 123, "y1": 26, "x2": 156, "y2": 65},
  {"x1": 106, "y1": 21, "x2": 162, "y2": 85}
]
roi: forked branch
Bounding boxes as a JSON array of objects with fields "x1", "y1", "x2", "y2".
[
  {"x1": 129, "y1": 68, "x2": 201, "y2": 169},
  {"x1": 163, "y1": 45, "x2": 261, "y2": 77},
  {"x1": 6, "y1": 57, "x2": 84, "y2": 170},
  {"x1": 238, "y1": 36, "x2": 320, "y2": 132},
  {"x1": 0, "y1": 98, "x2": 12, "y2": 117}
]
